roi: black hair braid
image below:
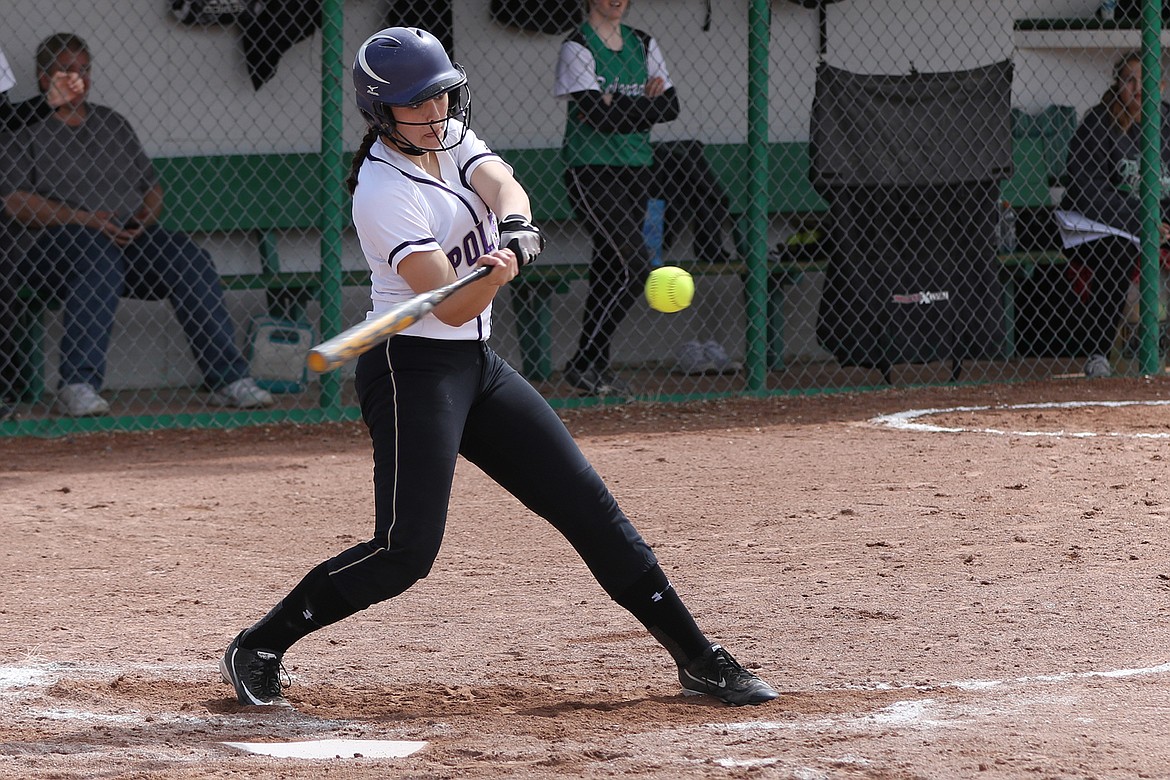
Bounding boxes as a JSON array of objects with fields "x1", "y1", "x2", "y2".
[{"x1": 346, "y1": 128, "x2": 380, "y2": 195}]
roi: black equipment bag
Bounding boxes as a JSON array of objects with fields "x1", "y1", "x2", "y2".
[
  {"x1": 816, "y1": 181, "x2": 1005, "y2": 369},
  {"x1": 810, "y1": 61, "x2": 1012, "y2": 372},
  {"x1": 490, "y1": 0, "x2": 582, "y2": 34},
  {"x1": 651, "y1": 140, "x2": 731, "y2": 259}
]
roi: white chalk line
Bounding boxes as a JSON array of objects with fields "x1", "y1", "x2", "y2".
[
  {"x1": 870, "y1": 400, "x2": 1170, "y2": 438},
  {"x1": 700, "y1": 660, "x2": 1170, "y2": 770},
  {"x1": 223, "y1": 739, "x2": 427, "y2": 759}
]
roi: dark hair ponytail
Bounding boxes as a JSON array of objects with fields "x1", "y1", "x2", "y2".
[{"x1": 345, "y1": 128, "x2": 380, "y2": 195}]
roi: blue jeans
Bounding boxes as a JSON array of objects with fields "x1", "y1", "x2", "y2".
[{"x1": 26, "y1": 224, "x2": 248, "y2": 391}]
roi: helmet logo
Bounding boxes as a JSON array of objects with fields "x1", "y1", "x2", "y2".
[
  {"x1": 366, "y1": 85, "x2": 379, "y2": 95},
  {"x1": 356, "y1": 34, "x2": 395, "y2": 84}
]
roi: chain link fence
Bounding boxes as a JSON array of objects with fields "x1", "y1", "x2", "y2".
[{"x1": 1, "y1": 0, "x2": 1167, "y2": 436}]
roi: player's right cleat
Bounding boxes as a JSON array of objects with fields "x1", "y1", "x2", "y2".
[
  {"x1": 219, "y1": 630, "x2": 289, "y2": 706},
  {"x1": 679, "y1": 644, "x2": 780, "y2": 706}
]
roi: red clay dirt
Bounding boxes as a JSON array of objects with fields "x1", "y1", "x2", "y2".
[{"x1": 2, "y1": 376, "x2": 1170, "y2": 778}]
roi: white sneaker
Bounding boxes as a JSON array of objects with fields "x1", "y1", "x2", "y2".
[
  {"x1": 702, "y1": 340, "x2": 742, "y2": 375},
  {"x1": 57, "y1": 383, "x2": 110, "y2": 417},
  {"x1": 674, "y1": 340, "x2": 715, "y2": 375},
  {"x1": 210, "y1": 377, "x2": 274, "y2": 408},
  {"x1": 1083, "y1": 354, "x2": 1112, "y2": 378}
]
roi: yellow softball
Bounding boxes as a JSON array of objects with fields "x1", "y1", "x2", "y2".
[{"x1": 645, "y1": 266, "x2": 694, "y2": 313}]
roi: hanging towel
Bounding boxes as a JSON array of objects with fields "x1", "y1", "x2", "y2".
[
  {"x1": 810, "y1": 60, "x2": 1013, "y2": 192},
  {"x1": 242, "y1": 0, "x2": 321, "y2": 90}
]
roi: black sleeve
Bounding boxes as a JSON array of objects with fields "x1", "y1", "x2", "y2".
[
  {"x1": 571, "y1": 86, "x2": 680, "y2": 135},
  {"x1": 0, "y1": 93, "x2": 52, "y2": 132},
  {"x1": 1064, "y1": 106, "x2": 1142, "y2": 235}
]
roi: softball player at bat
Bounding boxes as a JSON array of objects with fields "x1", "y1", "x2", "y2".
[{"x1": 219, "y1": 26, "x2": 777, "y2": 708}]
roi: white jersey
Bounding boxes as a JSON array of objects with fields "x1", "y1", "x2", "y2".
[
  {"x1": 553, "y1": 28, "x2": 672, "y2": 100},
  {"x1": 351, "y1": 122, "x2": 508, "y2": 340},
  {"x1": 0, "y1": 49, "x2": 16, "y2": 94}
]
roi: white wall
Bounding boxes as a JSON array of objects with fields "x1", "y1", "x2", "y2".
[{"x1": 2, "y1": 0, "x2": 1128, "y2": 162}]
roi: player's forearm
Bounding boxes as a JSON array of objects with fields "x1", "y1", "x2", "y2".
[
  {"x1": 491, "y1": 181, "x2": 532, "y2": 227},
  {"x1": 431, "y1": 253, "x2": 516, "y2": 326},
  {"x1": 432, "y1": 284, "x2": 500, "y2": 326},
  {"x1": 574, "y1": 88, "x2": 679, "y2": 134},
  {"x1": 138, "y1": 184, "x2": 164, "y2": 225},
  {"x1": 2, "y1": 191, "x2": 105, "y2": 229},
  {"x1": 471, "y1": 161, "x2": 532, "y2": 223}
]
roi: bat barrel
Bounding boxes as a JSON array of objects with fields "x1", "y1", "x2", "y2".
[
  {"x1": 305, "y1": 349, "x2": 335, "y2": 374},
  {"x1": 304, "y1": 264, "x2": 493, "y2": 374}
]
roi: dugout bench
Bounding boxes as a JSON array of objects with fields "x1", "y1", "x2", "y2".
[
  {"x1": 12, "y1": 129, "x2": 1064, "y2": 399},
  {"x1": 12, "y1": 153, "x2": 368, "y2": 402}
]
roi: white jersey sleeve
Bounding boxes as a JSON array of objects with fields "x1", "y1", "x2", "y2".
[
  {"x1": 351, "y1": 124, "x2": 509, "y2": 341},
  {"x1": 645, "y1": 36, "x2": 672, "y2": 90},
  {"x1": 554, "y1": 38, "x2": 599, "y2": 99},
  {"x1": 0, "y1": 49, "x2": 16, "y2": 94}
]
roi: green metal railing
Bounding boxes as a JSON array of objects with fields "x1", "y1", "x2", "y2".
[{"x1": 1138, "y1": 0, "x2": 1164, "y2": 375}]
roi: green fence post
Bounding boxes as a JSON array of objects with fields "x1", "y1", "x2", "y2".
[
  {"x1": 745, "y1": 0, "x2": 771, "y2": 392},
  {"x1": 1138, "y1": 0, "x2": 1166, "y2": 375},
  {"x1": 318, "y1": 0, "x2": 347, "y2": 412}
]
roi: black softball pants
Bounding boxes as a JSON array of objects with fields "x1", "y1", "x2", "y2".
[
  {"x1": 564, "y1": 165, "x2": 654, "y2": 374},
  {"x1": 1064, "y1": 235, "x2": 1138, "y2": 356},
  {"x1": 324, "y1": 335, "x2": 658, "y2": 609}
]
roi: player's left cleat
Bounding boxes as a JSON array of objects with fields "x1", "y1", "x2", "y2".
[
  {"x1": 219, "y1": 630, "x2": 290, "y2": 706},
  {"x1": 679, "y1": 644, "x2": 780, "y2": 706}
]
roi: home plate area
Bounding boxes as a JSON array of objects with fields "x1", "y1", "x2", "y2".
[{"x1": 5, "y1": 654, "x2": 1170, "y2": 777}]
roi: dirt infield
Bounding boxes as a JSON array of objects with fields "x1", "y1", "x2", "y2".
[{"x1": 3, "y1": 376, "x2": 1170, "y2": 779}]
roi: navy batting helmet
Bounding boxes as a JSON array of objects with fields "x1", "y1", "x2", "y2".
[{"x1": 353, "y1": 27, "x2": 471, "y2": 153}]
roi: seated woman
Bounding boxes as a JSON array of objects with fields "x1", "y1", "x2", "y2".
[{"x1": 1061, "y1": 51, "x2": 1170, "y2": 377}]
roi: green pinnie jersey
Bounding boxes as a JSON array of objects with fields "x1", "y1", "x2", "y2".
[{"x1": 554, "y1": 23, "x2": 673, "y2": 168}]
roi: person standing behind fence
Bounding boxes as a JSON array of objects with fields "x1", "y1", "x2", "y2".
[
  {"x1": 0, "y1": 33, "x2": 274, "y2": 417},
  {"x1": 1062, "y1": 51, "x2": 1170, "y2": 378},
  {"x1": 218, "y1": 26, "x2": 778, "y2": 710},
  {"x1": 554, "y1": 0, "x2": 679, "y2": 396},
  {"x1": 0, "y1": 45, "x2": 84, "y2": 421}
]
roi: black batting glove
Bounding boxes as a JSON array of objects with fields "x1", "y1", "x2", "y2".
[{"x1": 499, "y1": 214, "x2": 545, "y2": 266}]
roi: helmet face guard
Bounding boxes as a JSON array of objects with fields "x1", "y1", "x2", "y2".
[
  {"x1": 363, "y1": 80, "x2": 471, "y2": 156},
  {"x1": 353, "y1": 27, "x2": 472, "y2": 155}
]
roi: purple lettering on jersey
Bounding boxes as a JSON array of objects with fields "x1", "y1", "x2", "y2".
[
  {"x1": 462, "y1": 230, "x2": 482, "y2": 267},
  {"x1": 448, "y1": 246, "x2": 463, "y2": 269},
  {"x1": 475, "y1": 220, "x2": 496, "y2": 255}
]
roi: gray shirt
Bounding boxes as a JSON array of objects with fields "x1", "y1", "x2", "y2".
[{"x1": 1, "y1": 103, "x2": 157, "y2": 221}]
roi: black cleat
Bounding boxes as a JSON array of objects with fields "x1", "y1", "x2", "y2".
[
  {"x1": 679, "y1": 644, "x2": 780, "y2": 706},
  {"x1": 219, "y1": 630, "x2": 290, "y2": 706}
]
